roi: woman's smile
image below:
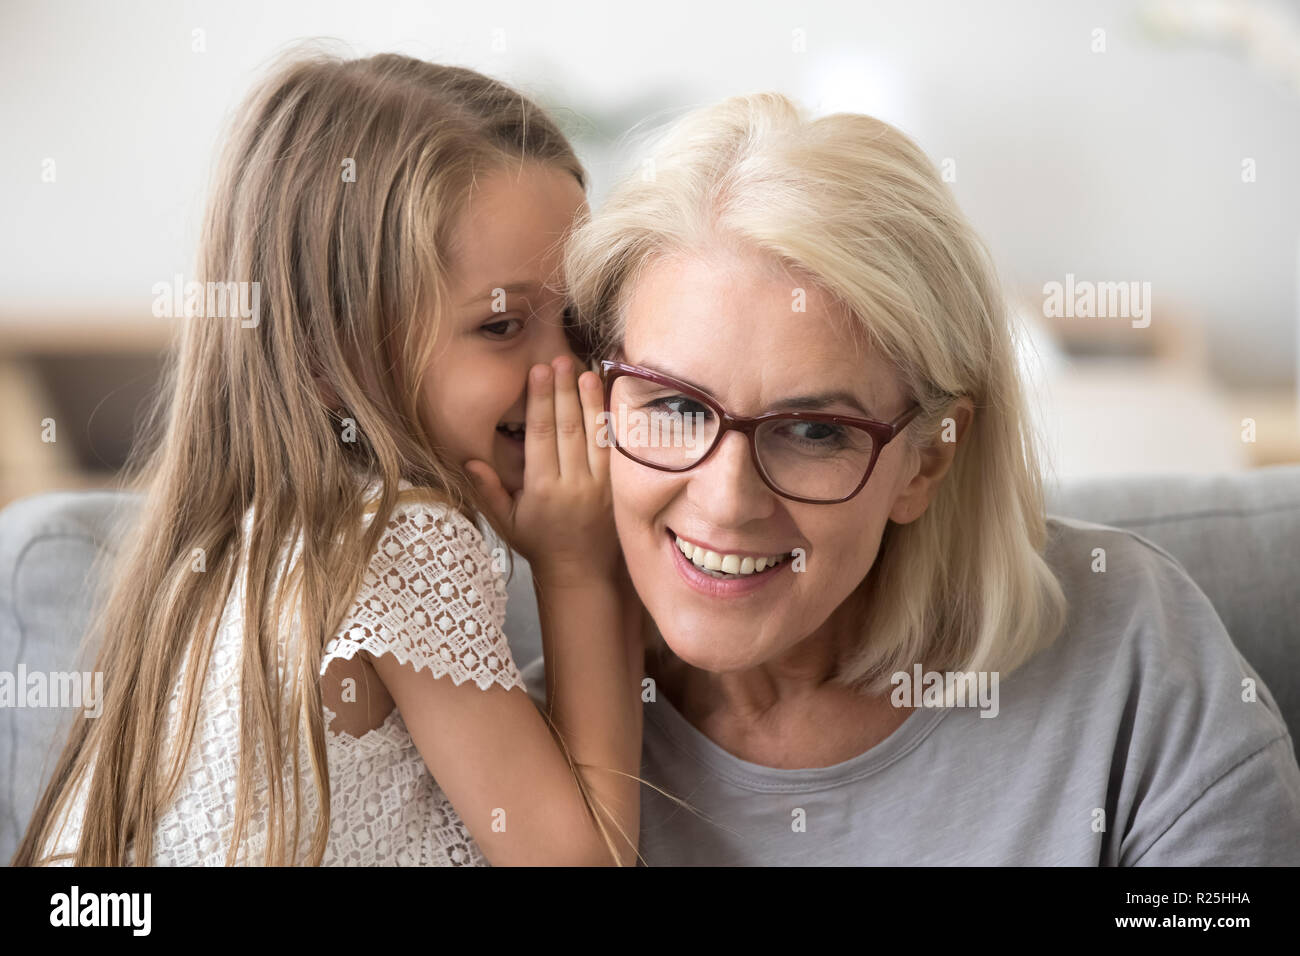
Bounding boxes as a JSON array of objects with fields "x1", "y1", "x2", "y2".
[{"x1": 664, "y1": 525, "x2": 794, "y2": 598}]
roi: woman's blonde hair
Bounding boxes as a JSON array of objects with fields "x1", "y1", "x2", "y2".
[
  {"x1": 14, "y1": 49, "x2": 595, "y2": 865},
  {"x1": 564, "y1": 93, "x2": 1067, "y2": 695}
]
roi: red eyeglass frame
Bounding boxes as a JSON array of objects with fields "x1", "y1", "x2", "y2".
[{"x1": 599, "y1": 359, "x2": 922, "y2": 505}]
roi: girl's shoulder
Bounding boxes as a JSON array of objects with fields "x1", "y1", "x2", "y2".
[
  {"x1": 357, "y1": 477, "x2": 505, "y2": 586},
  {"x1": 325, "y1": 477, "x2": 520, "y2": 690},
  {"x1": 360, "y1": 479, "x2": 483, "y2": 542},
  {"x1": 358, "y1": 475, "x2": 455, "y2": 513}
]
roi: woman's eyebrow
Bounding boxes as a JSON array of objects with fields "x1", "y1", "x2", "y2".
[
  {"x1": 772, "y1": 391, "x2": 878, "y2": 418},
  {"x1": 634, "y1": 357, "x2": 878, "y2": 418}
]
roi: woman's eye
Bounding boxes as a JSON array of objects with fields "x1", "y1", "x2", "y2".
[
  {"x1": 648, "y1": 395, "x2": 713, "y2": 420},
  {"x1": 480, "y1": 317, "x2": 524, "y2": 339},
  {"x1": 775, "y1": 421, "x2": 849, "y2": 449},
  {"x1": 792, "y1": 422, "x2": 839, "y2": 441}
]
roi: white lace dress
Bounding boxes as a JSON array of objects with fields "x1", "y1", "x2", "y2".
[{"x1": 42, "y1": 487, "x2": 526, "y2": 865}]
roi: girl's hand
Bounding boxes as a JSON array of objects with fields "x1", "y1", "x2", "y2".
[{"x1": 465, "y1": 357, "x2": 617, "y2": 586}]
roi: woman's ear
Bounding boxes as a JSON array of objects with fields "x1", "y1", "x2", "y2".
[{"x1": 888, "y1": 397, "x2": 975, "y2": 524}]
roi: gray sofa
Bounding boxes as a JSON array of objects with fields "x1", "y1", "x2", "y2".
[{"x1": 4, "y1": 467, "x2": 1298, "y2": 864}]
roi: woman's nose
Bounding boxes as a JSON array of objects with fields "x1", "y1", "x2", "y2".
[{"x1": 687, "y1": 431, "x2": 778, "y2": 525}]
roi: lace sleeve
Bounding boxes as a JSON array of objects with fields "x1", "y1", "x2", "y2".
[{"x1": 321, "y1": 500, "x2": 525, "y2": 692}]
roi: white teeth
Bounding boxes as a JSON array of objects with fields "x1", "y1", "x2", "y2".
[{"x1": 674, "y1": 535, "x2": 788, "y2": 577}]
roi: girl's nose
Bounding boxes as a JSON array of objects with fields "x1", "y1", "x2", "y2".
[{"x1": 534, "y1": 308, "x2": 582, "y2": 367}]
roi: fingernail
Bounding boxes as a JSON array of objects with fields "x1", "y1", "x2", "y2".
[
  {"x1": 532, "y1": 364, "x2": 551, "y2": 383},
  {"x1": 553, "y1": 356, "x2": 572, "y2": 374}
]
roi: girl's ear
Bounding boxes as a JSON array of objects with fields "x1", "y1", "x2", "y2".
[
  {"x1": 314, "y1": 375, "x2": 345, "y2": 414},
  {"x1": 563, "y1": 304, "x2": 597, "y2": 367}
]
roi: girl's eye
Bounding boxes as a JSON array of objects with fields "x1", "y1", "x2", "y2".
[{"x1": 480, "y1": 316, "x2": 524, "y2": 340}]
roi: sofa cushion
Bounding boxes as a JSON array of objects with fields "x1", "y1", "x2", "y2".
[
  {"x1": 1046, "y1": 465, "x2": 1300, "y2": 764},
  {"x1": 0, "y1": 491, "x2": 137, "y2": 864}
]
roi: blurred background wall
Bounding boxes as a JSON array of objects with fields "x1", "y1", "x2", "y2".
[{"x1": 2, "y1": 0, "x2": 1298, "y2": 505}]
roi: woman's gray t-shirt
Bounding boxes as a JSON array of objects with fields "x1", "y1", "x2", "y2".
[{"x1": 526, "y1": 517, "x2": 1300, "y2": 864}]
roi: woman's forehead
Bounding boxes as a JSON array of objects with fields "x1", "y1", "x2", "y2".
[{"x1": 619, "y1": 253, "x2": 900, "y2": 412}]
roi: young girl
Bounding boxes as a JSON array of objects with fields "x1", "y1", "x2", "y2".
[{"x1": 13, "y1": 52, "x2": 643, "y2": 866}]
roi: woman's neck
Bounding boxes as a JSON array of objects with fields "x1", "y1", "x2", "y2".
[{"x1": 644, "y1": 617, "x2": 914, "y2": 770}]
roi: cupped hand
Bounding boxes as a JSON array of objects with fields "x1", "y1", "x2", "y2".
[{"x1": 465, "y1": 357, "x2": 617, "y2": 585}]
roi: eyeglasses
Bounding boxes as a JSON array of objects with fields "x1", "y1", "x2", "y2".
[{"x1": 600, "y1": 360, "x2": 921, "y2": 504}]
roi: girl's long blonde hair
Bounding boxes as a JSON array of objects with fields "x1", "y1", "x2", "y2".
[
  {"x1": 14, "y1": 49, "x2": 589, "y2": 866},
  {"x1": 564, "y1": 93, "x2": 1067, "y2": 695}
]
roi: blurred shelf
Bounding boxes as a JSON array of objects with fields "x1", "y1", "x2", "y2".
[
  {"x1": 1224, "y1": 388, "x2": 1300, "y2": 468},
  {"x1": 0, "y1": 312, "x2": 173, "y2": 353},
  {"x1": 0, "y1": 313, "x2": 170, "y2": 509}
]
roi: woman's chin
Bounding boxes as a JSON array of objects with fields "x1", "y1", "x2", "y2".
[{"x1": 656, "y1": 617, "x2": 774, "y2": 674}]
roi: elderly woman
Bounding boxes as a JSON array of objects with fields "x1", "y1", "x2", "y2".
[{"x1": 556, "y1": 93, "x2": 1300, "y2": 864}]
